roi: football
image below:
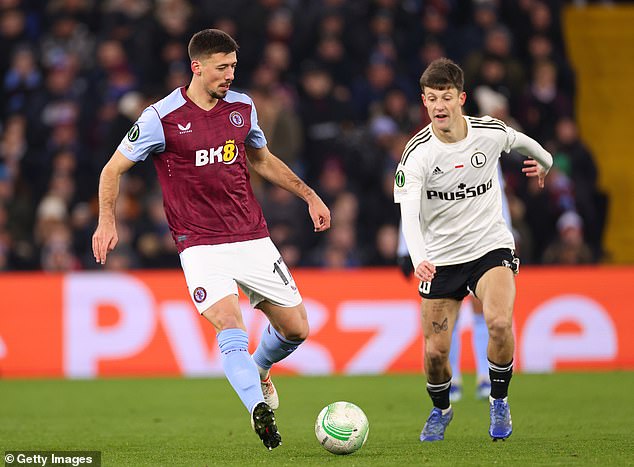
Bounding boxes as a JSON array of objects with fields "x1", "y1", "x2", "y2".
[{"x1": 314, "y1": 401, "x2": 369, "y2": 455}]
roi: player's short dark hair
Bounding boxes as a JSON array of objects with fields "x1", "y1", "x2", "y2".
[
  {"x1": 188, "y1": 29, "x2": 239, "y2": 61},
  {"x1": 419, "y1": 58, "x2": 464, "y2": 93}
]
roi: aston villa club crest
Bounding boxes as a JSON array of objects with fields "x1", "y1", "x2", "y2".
[
  {"x1": 193, "y1": 287, "x2": 207, "y2": 303},
  {"x1": 229, "y1": 111, "x2": 244, "y2": 128}
]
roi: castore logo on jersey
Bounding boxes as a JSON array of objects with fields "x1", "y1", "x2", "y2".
[{"x1": 178, "y1": 122, "x2": 192, "y2": 134}]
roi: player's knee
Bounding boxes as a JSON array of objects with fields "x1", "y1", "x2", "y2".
[
  {"x1": 216, "y1": 315, "x2": 243, "y2": 330},
  {"x1": 281, "y1": 322, "x2": 309, "y2": 342},
  {"x1": 426, "y1": 347, "x2": 450, "y2": 368},
  {"x1": 202, "y1": 302, "x2": 244, "y2": 331},
  {"x1": 487, "y1": 315, "x2": 512, "y2": 341},
  {"x1": 208, "y1": 309, "x2": 243, "y2": 331}
]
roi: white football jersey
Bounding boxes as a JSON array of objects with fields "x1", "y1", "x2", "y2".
[{"x1": 394, "y1": 115, "x2": 516, "y2": 266}]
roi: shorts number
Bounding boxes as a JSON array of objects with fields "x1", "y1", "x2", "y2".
[
  {"x1": 420, "y1": 281, "x2": 432, "y2": 294},
  {"x1": 273, "y1": 257, "x2": 290, "y2": 285}
]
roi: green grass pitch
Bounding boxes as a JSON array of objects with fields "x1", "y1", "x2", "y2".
[{"x1": 1, "y1": 373, "x2": 632, "y2": 466}]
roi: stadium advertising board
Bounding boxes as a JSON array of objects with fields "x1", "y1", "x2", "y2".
[{"x1": 0, "y1": 268, "x2": 632, "y2": 377}]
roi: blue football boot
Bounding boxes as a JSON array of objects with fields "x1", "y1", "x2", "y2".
[
  {"x1": 420, "y1": 407, "x2": 453, "y2": 442},
  {"x1": 489, "y1": 398, "x2": 512, "y2": 441}
]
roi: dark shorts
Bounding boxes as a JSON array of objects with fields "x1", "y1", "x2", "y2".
[{"x1": 418, "y1": 248, "x2": 520, "y2": 300}]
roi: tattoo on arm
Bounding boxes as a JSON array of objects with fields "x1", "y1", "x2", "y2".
[{"x1": 432, "y1": 317, "x2": 448, "y2": 334}]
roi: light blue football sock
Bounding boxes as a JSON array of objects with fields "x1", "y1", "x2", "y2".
[
  {"x1": 217, "y1": 328, "x2": 263, "y2": 413},
  {"x1": 449, "y1": 324, "x2": 461, "y2": 382},
  {"x1": 473, "y1": 313, "x2": 490, "y2": 382},
  {"x1": 252, "y1": 324, "x2": 303, "y2": 372}
]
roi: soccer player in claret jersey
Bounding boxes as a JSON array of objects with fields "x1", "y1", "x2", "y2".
[
  {"x1": 92, "y1": 29, "x2": 330, "y2": 450},
  {"x1": 394, "y1": 58, "x2": 552, "y2": 442}
]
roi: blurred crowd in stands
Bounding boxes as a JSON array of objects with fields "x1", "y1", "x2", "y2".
[{"x1": 0, "y1": 0, "x2": 608, "y2": 272}]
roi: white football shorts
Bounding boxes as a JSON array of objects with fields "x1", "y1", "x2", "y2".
[{"x1": 179, "y1": 237, "x2": 302, "y2": 313}]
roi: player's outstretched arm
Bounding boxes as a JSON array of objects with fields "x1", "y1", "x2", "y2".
[
  {"x1": 246, "y1": 145, "x2": 331, "y2": 232},
  {"x1": 511, "y1": 131, "x2": 553, "y2": 189},
  {"x1": 92, "y1": 150, "x2": 136, "y2": 264}
]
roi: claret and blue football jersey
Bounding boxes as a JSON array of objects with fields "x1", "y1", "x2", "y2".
[{"x1": 118, "y1": 87, "x2": 269, "y2": 252}]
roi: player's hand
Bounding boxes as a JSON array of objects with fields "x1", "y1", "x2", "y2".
[
  {"x1": 522, "y1": 158, "x2": 549, "y2": 188},
  {"x1": 92, "y1": 221, "x2": 118, "y2": 265},
  {"x1": 414, "y1": 260, "x2": 436, "y2": 282},
  {"x1": 308, "y1": 195, "x2": 331, "y2": 232},
  {"x1": 397, "y1": 255, "x2": 414, "y2": 279}
]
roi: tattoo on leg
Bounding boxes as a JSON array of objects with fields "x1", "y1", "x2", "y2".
[{"x1": 432, "y1": 317, "x2": 448, "y2": 334}]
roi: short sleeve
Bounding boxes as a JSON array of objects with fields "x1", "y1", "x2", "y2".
[
  {"x1": 118, "y1": 106, "x2": 166, "y2": 162},
  {"x1": 502, "y1": 124, "x2": 517, "y2": 153},
  {"x1": 245, "y1": 98, "x2": 267, "y2": 149},
  {"x1": 477, "y1": 115, "x2": 517, "y2": 153},
  {"x1": 394, "y1": 157, "x2": 425, "y2": 203}
]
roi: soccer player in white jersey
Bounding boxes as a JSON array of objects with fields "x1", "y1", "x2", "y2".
[
  {"x1": 92, "y1": 29, "x2": 331, "y2": 450},
  {"x1": 394, "y1": 58, "x2": 552, "y2": 441},
  {"x1": 448, "y1": 165, "x2": 512, "y2": 403},
  {"x1": 398, "y1": 165, "x2": 511, "y2": 403}
]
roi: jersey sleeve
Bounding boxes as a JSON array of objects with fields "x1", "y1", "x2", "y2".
[
  {"x1": 479, "y1": 115, "x2": 517, "y2": 153},
  {"x1": 502, "y1": 124, "x2": 517, "y2": 153},
  {"x1": 118, "y1": 106, "x2": 166, "y2": 162},
  {"x1": 393, "y1": 155, "x2": 426, "y2": 203},
  {"x1": 245, "y1": 97, "x2": 267, "y2": 149}
]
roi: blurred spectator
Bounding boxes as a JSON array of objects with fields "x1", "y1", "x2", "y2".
[
  {"x1": 518, "y1": 60, "x2": 572, "y2": 142},
  {"x1": 459, "y1": 1, "x2": 500, "y2": 60},
  {"x1": 0, "y1": 8, "x2": 30, "y2": 77},
  {"x1": 0, "y1": 165, "x2": 12, "y2": 203},
  {"x1": 40, "y1": 13, "x2": 95, "y2": 71},
  {"x1": 464, "y1": 25, "x2": 526, "y2": 101},
  {"x1": 350, "y1": 53, "x2": 416, "y2": 122},
  {"x1": 0, "y1": 113, "x2": 27, "y2": 178},
  {"x1": 262, "y1": 41, "x2": 293, "y2": 82},
  {"x1": 469, "y1": 54, "x2": 514, "y2": 116},
  {"x1": 542, "y1": 211, "x2": 594, "y2": 264},
  {"x1": 33, "y1": 194, "x2": 67, "y2": 253},
  {"x1": 507, "y1": 191, "x2": 534, "y2": 262},
  {"x1": 297, "y1": 61, "x2": 351, "y2": 184},
  {"x1": 94, "y1": 39, "x2": 137, "y2": 105},
  {"x1": 310, "y1": 190, "x2": 362, "y2": 268},
  {"x1": 368, "y1": 223, "x2": 399, "y2": 266},
  {"x1": 525, "y1": 34, "x2": 575, "y2": 93},
  {"x1": 249, "y1": 70, "x2": 302, "y2": 170},
  {"x1": 70, "y1": 201, "x2": 95, "y2": 268},
  {"x1": 414, "y1": 5, "x2": 462, "y2": 63},
  {"x1": 310, "y1": 222, "x2": 362, "y2": 268},
  {"x1": 516, "y1": 166, "x2": 558, "y2": 263},
  {"x1": 552, "y1": 117, "x2": 607, "y2": 259},
  {"x1": 135, "y1": 193, "x2": 179, "y2": 269},
  {"x1": 380, "y1": 88, "x2": 420, "y2": 134},
  {"x1": 314, "y1": 158, "x2": 349, "y2": 214},
  {"x1": 40, "y1": 221, "x2": 80, "y2": 272},
  {"x1": 310, "y1": 34, "x2": 354, "y2": 91},
  {"x1": 259, "y1": 183, "x2": 309, "y2": 259},
  {"x1": 3, "y1": 46, "x2": 42, "y2": 117}
]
